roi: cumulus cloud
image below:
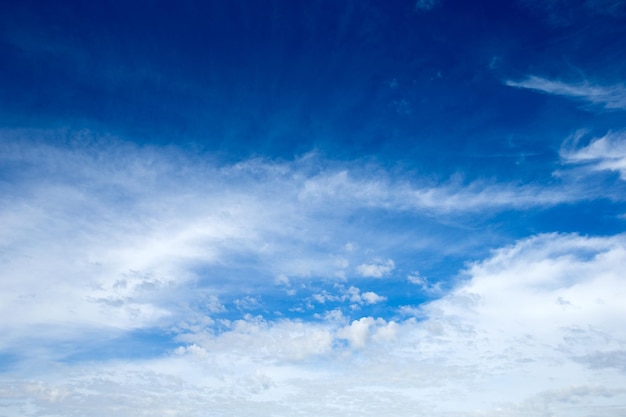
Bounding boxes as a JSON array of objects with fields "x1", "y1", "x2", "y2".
[
  {"x1": 347, "y1": 286, "x2": 386, "y2": 305},
  {"x1": 560, "y1": 130, "x2": 626, "y2": 179},
  {"x1": 506, "y1": 76, "x2": 626, "y2": 110},
  {"x1": 360, "y1": 291, "x2": 386, "y2": 304},
  {"x1": 336, "y1": 317, "x2": 398, "y2": 349},
  {"x1": 356, "y1": 259, "x2": 395, "y2": 278},
  {"x1": 311, "y1": 286, "x2": 386, "y2": 307}
]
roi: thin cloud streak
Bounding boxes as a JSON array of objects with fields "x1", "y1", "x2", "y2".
[
  {"x1": 506, "y1": 76, "x2": 626, "y2": 110},
  {"x1": 561, "y1": 130, "x2": 626, "y2": 179}
]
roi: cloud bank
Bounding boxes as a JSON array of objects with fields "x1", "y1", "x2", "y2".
[{"x1": 1, "y1": 233, "x2": 625, "y2": 416}]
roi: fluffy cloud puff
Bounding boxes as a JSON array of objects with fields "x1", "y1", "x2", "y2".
[{"x1": 356, "y1": 258, "x2": 395, "y2": 278}]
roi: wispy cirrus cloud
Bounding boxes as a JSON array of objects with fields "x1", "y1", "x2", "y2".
[
  {"x1": 299, "y1": 167, "x2": 591, "y2": 212},
  {"x1": 560, "y1": 130, "x2": 626, "y2": 179},
  {"x1": 506, "y1": 76, "x2": 626, "y2": 110}
]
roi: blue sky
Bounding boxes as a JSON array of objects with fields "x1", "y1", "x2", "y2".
[{"x1": 1, "y1": 1, "x2": 626, "y2": 416}]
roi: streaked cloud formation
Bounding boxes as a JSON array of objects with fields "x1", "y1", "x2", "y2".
[
  {"x1": 561, "y1": 130, "x2": 626, "y2": 179},
  {"x1": 506, "y1": 76, "x2": 626, "y2": 110}
]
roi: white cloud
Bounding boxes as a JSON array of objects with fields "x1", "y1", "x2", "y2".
[
  {"x1": 348, "y1": 286, "x2": 386, "y2": 305},
  {"x1": 506, "y1": 76, "x2": 626, "y2": 110},
  {"x1": 311, "y1": 286, "x2": 386, "y2": 306},
  {"x1": 335, "y1": 317, "x2": 397, "y2": 349},
  {"x1": 2, "y1": 234, "x2": 626, "y2": 416},
  {"x1": 234, "y1": 296, "x2": 261, "y2": 311},
  {"x1": 2, "y1": 130, "x2": 626, "y2": 416},
  {"x1": 299, "y1": 168, "x2": 586, "y2": 212},
  {"x1": 356, "y1": 259, "x2": 395, "y2": 278},
  {"x1": 336, "y1": 317, "x2": 374, "y2": 349},
  {"x1": 407, "y1": 271, "x2": 443, "y2": 294},
  {"x1": 274, "y1": 274, "x2": 290, "y2": 286},
  {"x1": 360, "y1": 291, "x2": 386, "y2": 305},
  {"x1": 560, "y1": 131, "x2": 626, "y2": 179},
  {"x1": 0, "y1": 128, "x2": 617, "y2": 354},
  {"x1": 407, "y1": 272, "x2": 425, "y2": 285}
]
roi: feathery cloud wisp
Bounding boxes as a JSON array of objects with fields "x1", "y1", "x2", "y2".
[
  {"x1": 560, "y1": 131, "x2": 626, "y2": 179},
  {"x1": 506, "y1": 76, "x2": 626, "y2": 110}
]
